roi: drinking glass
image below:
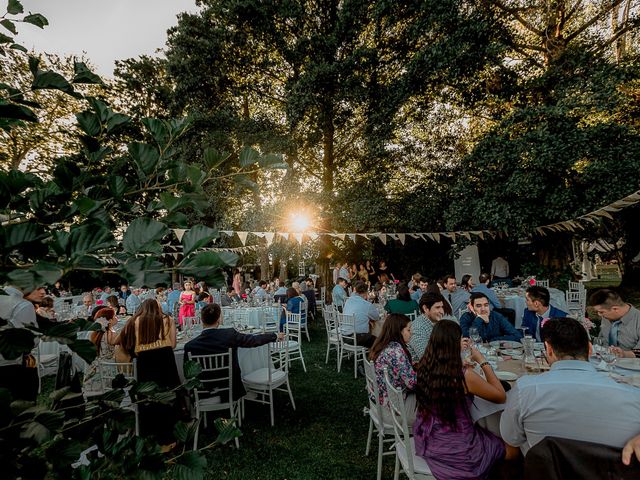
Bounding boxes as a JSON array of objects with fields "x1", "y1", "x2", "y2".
[
  {"x1": 469, "y1": 327, "x2": 481, "y2": 346},
  {"x1": 593, "y1": 337, "x2": 607, "y2": 358},
  {"x1": 601, "y1": 349, "x2": 617, "y2": 374}
]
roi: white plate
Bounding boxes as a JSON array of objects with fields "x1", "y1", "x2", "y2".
[
  {"x1": 616, "y1": 358, "x2": 640, "y2": 372},
  {"x1": 501, "y1": 349, "x2": 522, "y2": 356},
  {"x1": 534, "y1": 342, "x2": 545, "y2": 350},
  {"x1": 490, "y1": 340, "x2": 523, "y2": 349},
  {"x1": 495, "y1": 371, "x2": 518, "y2": 381}
]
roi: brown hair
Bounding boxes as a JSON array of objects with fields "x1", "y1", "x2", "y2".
[
  {"x1": 369, "y1": 313, "x2": 412, "y2": 362},
  {"x1": 90, "y1": 307, "x2": 116, "y2": 356},
  {"x1": 119, "y1": 299, "x2": 165, "y2": 356}
]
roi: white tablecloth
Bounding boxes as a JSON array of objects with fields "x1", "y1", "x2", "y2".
[
  {"x1": 222, "y1": 306, "x2": 280, "y2": 328},
  {"x1": 501, "y1": 288, "x2": 568, "y2": 328}
]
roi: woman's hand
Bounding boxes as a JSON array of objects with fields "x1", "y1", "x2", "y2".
[{"x1": 470, "y1": 346, "x2": 486, "y2": 364}]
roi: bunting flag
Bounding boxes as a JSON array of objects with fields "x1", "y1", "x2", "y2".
[
  {"x1": 173, "y1": 229, "x2": 187, "y2": 242},
  {"x1": 379, "y1": 234, "x2": 387, "y2": 245},
  {"x1": 294, "y1": 233, "x2": 303, "y2": 244},
  {"x1": 397, "y1": 233, "x2": 406, "y2": 245},
  {"x1": 236, "y1": 231, "x2": 249, "y2": 245},
  {"x1": 348, "y1": 233, "x2": 357, "y2": 242},
  {"x1": 264, "y1": 232, "x2": 275, "y2": 245},
  {"x1": 280, "y1": 232, "x2": 289, "y2": 241}
]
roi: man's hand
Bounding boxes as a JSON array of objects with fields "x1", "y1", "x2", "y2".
[
  {"x1": 276, "y1": 332, "x2": 286, "y2": 341},
  {"x1": 477, "y1": 313, "x2": 490, "y2": 324},
  {"x1": 611, "y1": 346, "x2": 635, "y2": 358},
  {"x1": 622, "y1": 434, "x2": 640, "y2": 465}
]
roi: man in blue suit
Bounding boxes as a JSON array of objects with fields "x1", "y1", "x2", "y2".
[
  {"x1": 184, "y1": 303, "x2": 284, "y2": 401},
  {"x1": 522, "y1": 285, "x2": 567, "y2": 341},
  {"x1": 460, "y1": 292, "x2": 522, "y2": 342}
]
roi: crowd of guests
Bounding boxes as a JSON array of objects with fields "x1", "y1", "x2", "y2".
[{"x1": 346, "y1": 268, "x2": 640, "y2": 478}]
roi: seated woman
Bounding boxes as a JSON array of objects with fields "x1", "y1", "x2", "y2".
[
  {"x1": 414, "y1": 320, "x2": 519, "y2": 479},
  {"x1": 83, "y1": 307, "x2": 118, "y2": 395},
  {"x1": 384, "y1": 284, "x2": 419, "y2": 316},
  {"x1": 369, "y1": 313, "x2": 417, "y2": 425},
  {"x1": 119, "y1": 299, "x2": 179, "y2": 449},
  {"x1": 280, "y1": 287, "x2": 304, "y2": 332}
]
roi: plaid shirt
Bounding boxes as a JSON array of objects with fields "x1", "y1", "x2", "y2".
[{"x1": 408, "y1": 314, "x2": 433, "y2": 362}]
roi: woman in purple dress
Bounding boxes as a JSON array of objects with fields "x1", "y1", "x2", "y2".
[{"x1": 413, "y1": 320, "x2": 519, "y2": 479}]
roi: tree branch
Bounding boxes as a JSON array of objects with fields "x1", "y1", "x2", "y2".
[{"x1": 566, "y1": 0, "x2": 625, "y2": 42}]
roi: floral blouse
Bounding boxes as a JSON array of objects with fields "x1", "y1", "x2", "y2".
[{"x1": 374, "y1": 341, "x2": 417, "y2": 406}]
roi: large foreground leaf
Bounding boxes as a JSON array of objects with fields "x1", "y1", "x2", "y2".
[{"x1": 122, "y1": 218, "x2": 168, "y2": 255}]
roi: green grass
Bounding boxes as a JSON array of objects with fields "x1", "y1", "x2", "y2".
[{"x1": 199, "y1": 321, "x2": 388, "y2": 480}]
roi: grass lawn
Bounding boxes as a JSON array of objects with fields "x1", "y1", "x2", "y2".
[{"x1": 198, "y1": 320, "x2": 386, "y2": 480}]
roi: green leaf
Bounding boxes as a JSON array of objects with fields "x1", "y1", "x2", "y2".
[
  {"x1": 28, "y1": 55, "x2": 39, "y2": 75},
  {"x1": 0, "y1": 31, "x2": 12, "y2": 43},
  {"x1": 1, "y1": 19, "x2": 17, "y2": 35},
  {"x1": 186, "y1": 164, "x2": 206, "y2": 186},
  {"x1": 20, "y1": 420, "x2": 50, "y2": 444},
  {"x1": 121, "y1": 257, "x2": 170, "y2": 287},
  {"x1": 259, "y1": 153, "x2": 288, "y2": 169},
  {"x1": 67, "y1": 339, "x2": 97, "y2": 364},
  {"x1": 76, "y1": 111, "x2": 101, "y2": 136},
  {"x1": 41, "y1": 321, "x2": 79, "y2": 345},
  {"x1": 32, "y1": 70, "x2": 75, "y2": 94},
  {"x1": 72, "y1": 61, "x2": 102, "y2": 84},
  {"x1": 7, "y1": 0, "x2": 24, "y2": 15},
  {"x1": 178, "y1": 251, "x2": 238, "y2": 284},
  {"x1": 68, "y1": 224, "x2": 114, "y2": 260},
  {"x1": 233, "y1": 174, "x2": 259, "y2": 193},
  {"x1": 0, "y1": 328, "x2": 35, "y2": 360},
  {"x1": 239, "y1": 146, "x2": 259, "y2": 167},
  {"x1": 30, "y1": 261, "x2": 63, "y2": 286},
  {"x1": 173, "y1": 419, "x2": 198, "y2": 443},
  {"x1": 3, "y1": 222, "x2": 39, "y2": 249},
  {"x1": 128, "y1": 142, "x2": 159, "y2": 178},
  {"x1": 173, "y1": 451, "x2": 207, "y2": 480},
  {"x1": 183, "y1": 359, "x2": 202, "y2": 380},
  {"x1": 6, "y1": 270, "x2": 40, "y2": 292},
  {"x1": 99, "y1": 388, "x2": 125, "y2": 407},
  {"x1": 10, "y1": 43, "x2": 27, "y2": 52},
  {"x1": 158, "y1": 192, "x2": 192, "y2": 213},
  {"x1": 214, "y1": 417, "x2": 241, "y2": 445},
  {"x1": 203, "y1": 148, "x2": 230, "y2": 170},
  {"x1": 106, "y1": 113, "x2": 129, "y2": 133},
  {"x1": 182, "y1": 225, "x2": 218, "y2": 257},
  {"x1": 122, "y1": 218, "x2": 168, "y2": 254},
  {"x1": 142, "y1": 118, "x2": 168, "y2": 145},
  {"x1": 131, "y1": 381, "x2": 159, "y2": 396},
  {"x1": 109, "y1": 176, "x2": 126, "y2": 198},
  {"x1": 0, "y1": 102, "x2": 38, "y2": 122},
  {"x1": 23, "y1": 13, "x2": 48, "y2": 29}
]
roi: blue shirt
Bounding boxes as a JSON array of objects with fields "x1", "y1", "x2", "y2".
[
  {"x1": 500, "y1": 360, "x2": 640, "y2": 454},
  {"x1": 410, "y1": 289, "x2": 424, "y2": 304},
  {"x1": 332, "y1": 284, "x2": 347, "y2": 308},
  {"x1": 342, "y1": 294, "x2": 379, "y2": 334},
  {"x1": 280, "y1": 296, "x2": 304, "y2": 331},
  {"x1": 459, "y1": 311, "x2": 522, "y2": 342},
  {"x1": 470, "y1": 284, "x2": 501, "y2": 309},
  {"x1": 522, "y1": 305, "x2": 567, "y2": 340},
  {"x1": 441, "y1": 288, "x2": 470, "y2": 317},
  {"x1": 254, "y1": 287, "x2": 268, "y2": 300},
  {"x1": 125, "y1": 294, "x2": 141, "y2": 314},
  {"x1": 167, "y1": 289, "x2": 181, "y2": 312}
]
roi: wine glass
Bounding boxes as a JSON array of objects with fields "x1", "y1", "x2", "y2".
[
  {"x1": 601, "y1": 348, "x2": 617, "y2": 375},
  {"x1": 593, "y1": 337, "x2": 607, "y2": 358},
  {"x1": 469, "y1": 327, "x2": 481, "y2": 346}
]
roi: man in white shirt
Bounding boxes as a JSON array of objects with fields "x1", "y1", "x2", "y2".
[
  {"x1": 342, "y1": 281, "x2": 378, "y2": 348},
  {"x1": 500, "y1": 317, "x2": 640, "y2": 455},
  {"x1": 0, "y1": 285, "x2": 44, "y2": 400},
  {"x1": 491, "y1": 256, "x2": 510, "y2": 285}
]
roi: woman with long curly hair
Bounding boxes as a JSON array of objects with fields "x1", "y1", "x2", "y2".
[
  {"x1": 369, "y1": 314, "x2": 417, "y2": 425},
  {"x1": 414, "y1": 320, "x2": 518, "y2": 479},
  {"x1": 83, "y1": 307, "x2": 118, "y2": 395}
]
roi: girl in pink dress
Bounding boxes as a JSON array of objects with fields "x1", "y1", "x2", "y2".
[
  {"x1": 232, "y1": 269, "x2": 242, "y2": 297},
  {"x1": 178, "y1": 281, "x2": 196, "y2": 328}
]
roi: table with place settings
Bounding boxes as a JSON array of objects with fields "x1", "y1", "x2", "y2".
[{"x1": 221, "y1": 305, "x2": 281, "y2": 329}]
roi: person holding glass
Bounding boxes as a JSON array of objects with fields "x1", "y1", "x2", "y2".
[
  {"x1": 460, "y1": 293, "x2": 522, "y2": 343},
  {"x1": 413, "y1": 320, "x2": 517, "y2": 479}
]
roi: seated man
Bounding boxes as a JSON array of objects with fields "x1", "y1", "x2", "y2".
[
  {"x1": 590, "y1": 289, "x2": 640, "y2": 358},
  {"x1": 460, "y1": 292, "x2": 522, "y2": 342},
  {"x1": 253, "y1": 280, "x2": 269, "y2": 300},
  {"x1": 332, "y1": 277, "x2": 348, "y2": 312},
  {"x1": 522, "y1": 285, "x2": 567, "y2": 341},
  {"x1": 220, "y1": 287, "x2": 241, "y2": 307},
  {"x1": 440, "y1": 274, "x2": 469, "y2": 317},
  {"x1": 470, "y1": 273, "x2": 501, "y2": 309},
  {"x1": 125, "y1": 289, "x2": 141, "y2": 315},
  {"x1": 410, "y1": 277, "x2": 428, "y2": 303},
  {"x1": 407, "y1": 292, "x2": 445, "y2": 361},
  {"x1": 500, "y1": 317, "x2": 640, "y2": 455},
  {"x1": 342, "y1": 281, "x2": 378, "y2": 348},
  {"x1": 184, "y1": 304, "x2": 284, "y2": 402}
]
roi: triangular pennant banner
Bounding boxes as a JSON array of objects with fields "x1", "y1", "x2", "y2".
[
  {"x1": 408, "y1": 233, "x2": 421, "y2": 239},
  {"x1": 173, "y1": 229, "x2": 187, "y2": 242},
  {"x1": 308, "y1": 232, "x2": 319, "y2": 240},
  {"x1": 397, "y1": 233, "x2": 406, "y2": 245},
  {"x1": 279, "y1": 232, "x2": 289, "y2": 241},
  {"x1": 236, "y1": 231, "x2": 248, "y2": 245},
  {"x1": 348, "y1": 234, "x2": 356, "y2": 242},
  {"x1": 462, "y1": 231, "x2": 472, "y2": 241},
  {"x1": 379, "y1": 234, "x2": 387, "y2": 245},
  {"x1": 432, "y1": 233, "x2": 441, "y2": 243},
  {"x1": 264, "y1": 232, "x2": 275, "y2": 245}
]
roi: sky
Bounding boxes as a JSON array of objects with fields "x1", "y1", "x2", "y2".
[{"x1": 15, "y1": 0, "x2": 198, "y2": 77}]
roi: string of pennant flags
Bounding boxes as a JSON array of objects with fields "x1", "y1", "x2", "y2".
[{"x1": 167, "y1": 188, "x2": 640, "y2": 251}]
